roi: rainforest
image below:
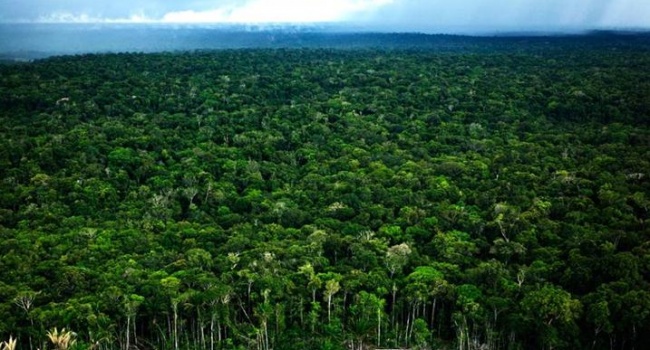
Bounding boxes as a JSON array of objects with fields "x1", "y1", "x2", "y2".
[{"x1": 1, "y1": 33, "x2": 650, "y2": 350}]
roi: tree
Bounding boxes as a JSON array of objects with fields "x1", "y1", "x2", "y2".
[
  {"x1": 385, "y1": 243, "x2": 412, "y2": 278},
  {"x1": 13, "y1": 290, "x2": 39, "y2": 350},
  {"x1": 123, "y1": 294, "x2": 144, "y2": 350},
  {"x1": 406, "y1": 266, "x2": 449, "y2": 332},
  {"x1": 46, "y1": 328, "x2": 76, "y2": 350},
  {"x1": 160, "y1": 276, "x2": 182, "y2": 350},
  {"x1": 521, "y1": 284, "x2": 582, "y2": 348},
  {"x1": 349, "y1": 291, "x2": 385, "y2": 348},
  {"x1": 322, "y1": 275, "x2": 342, "y2": 323},
  {"x1": 432, "y1": 230, "x2": 477, "y2": 267}
]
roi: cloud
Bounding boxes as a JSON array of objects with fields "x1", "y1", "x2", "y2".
[
  {"x1": 162, "y1": 0, "x2": 394, "y2": 23},
  {"x1": 37, "y1": 12, "x2": 155, "y2": 23},
  {"x1": 30, "y1": 0, "x2": 394, "y2": 24},
  {"x1": 5, "y1": 0, "x2": 649, "y2": 32},
  {"x1": 160, "y1": 8, "x2": 232, "y2": 23},
  {"x1": 358, "y1": 0, "x2": 630, "y2": 32}
]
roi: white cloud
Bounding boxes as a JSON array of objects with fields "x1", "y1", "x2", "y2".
[
  {"x1": 34, "y1": 0, "x2": 394, "y2": 24},
  {"x1": 24, "y1": 0, "x2": 650, "y2": 30},
  {"x1": 163, "y1": 0, "x2": 394, "y2": 23},
  {"x1": 37, "y1": 12, "x2": 155, "y2": 23},
  {"x1": 161, "y1": 8, "x2": 233, "y2": 23}
]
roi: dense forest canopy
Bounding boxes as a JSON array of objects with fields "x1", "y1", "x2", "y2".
[{"x1": 1, "y1": 34, "x2": 650, "y2": 350}]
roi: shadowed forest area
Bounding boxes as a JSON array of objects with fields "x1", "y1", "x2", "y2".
[{"x1": 1, "y1": 34, "x2": 650, "y2": 349}]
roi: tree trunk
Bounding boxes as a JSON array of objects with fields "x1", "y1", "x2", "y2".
[
  {"x1": 265, "y1": 320, "x2": 270, "y2": 350},
  {"x1": 167, "y1": 314, "x2": 172, "y2": 346},
  {"x1": 173, "y1": 303, "x2": 179, "y2": 350},
  {"x1": 391, "y1": 283, "x2": 397, "y2": 329},
  {"x1": 300, "y1": 296, "x2": 304, "y2": 326},
  {"x1": 126, "y1": 315, "x2": 131, "y2": 350},
  {"x1": 210, "y1": 313, "x2": 215, "y2": 350},
  {"x1": 29, "y1": 317, "x2": 34, "y2": 350},
  {"x1": 133, "y1": 313, "x2": 138, "y2": 346},
  {"x1": 431, "y1": 298, "x2": 437, "y2": 327},
  {"x1": 377, "y1": 306, "x2": 382, "y2": 347},
  {"x1": 327, "y1": 294, "x2": 332, "y2": 322},
  {"x1": 198, "y1": 308, "x2": 205, "y2": 350}
]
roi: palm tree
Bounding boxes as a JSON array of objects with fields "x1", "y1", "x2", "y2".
[
  {"x1": 46, "y1": 328, "x2": 76, "y2": 350},
  {"x1": 1, "y1": 336, "x2": 17, "y2": 350}
]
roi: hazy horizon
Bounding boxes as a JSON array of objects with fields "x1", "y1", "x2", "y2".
[
  {"x1": 0, "y1": 0, "x2": 648, "y2": 33},
  {"x1": 1, "y1": 1, "x2": 648, "y2": 60}
]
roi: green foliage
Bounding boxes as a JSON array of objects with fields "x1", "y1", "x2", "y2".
[{"x1": 1, "y1": 36, "x2": 650, "y2": 349}]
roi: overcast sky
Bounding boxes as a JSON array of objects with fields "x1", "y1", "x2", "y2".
[{"x1": 0, "y1": 0, "x2": 648, "y2": 31}]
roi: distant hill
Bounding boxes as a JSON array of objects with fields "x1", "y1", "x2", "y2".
[{"x1": 1, "y1": 23, "x2": 649, "y2": 61}]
